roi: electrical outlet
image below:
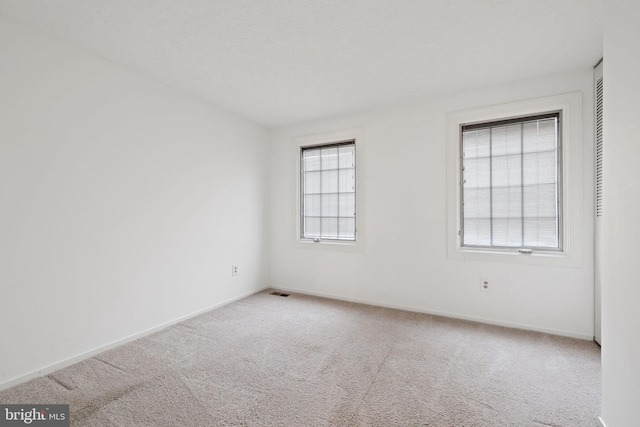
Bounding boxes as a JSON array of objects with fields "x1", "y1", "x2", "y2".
[
  {"x1": 480, "y1": 278, "x2": 490, "y2": 292},
  {"x1": 232, "y1": 265, "x2": 238, "y2": 276}
]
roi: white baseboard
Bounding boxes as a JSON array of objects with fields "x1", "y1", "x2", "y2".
[
  {"x1": 271, "y1": 286, "x2": 594, "y2": 341},
  {"x1": 597, "y1": 416, "x2": 607, "y2": 427},
  {"x1": 0, "y1": 286, "x2": 268, "y2": 392}
]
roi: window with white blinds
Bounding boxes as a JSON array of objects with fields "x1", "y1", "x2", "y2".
[
  {"x1": 301, "y1": 141, "x2": 356, "y2": 241},
  {"x1": 461, "y1": 113, "x2": 561, "y2": 250}
]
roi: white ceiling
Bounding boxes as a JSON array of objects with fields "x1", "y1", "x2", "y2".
[{"x1": 0, "y1": 0, "x2": 603, "y2": 128}]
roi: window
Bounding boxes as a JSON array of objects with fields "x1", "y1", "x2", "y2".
[
  {"x1": 461, "y1": 113, "x2": 561, "y2": 251},
  {"x1": 300, "y1": 141, "x2": 356, "y2": 241},
  {"x1": 446, "y1": 92, "x2": 583, "y2": 266}
]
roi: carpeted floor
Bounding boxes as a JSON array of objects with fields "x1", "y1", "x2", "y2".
[{"x1": 0, "y1": 290, "x2": 600, "y2": 426}]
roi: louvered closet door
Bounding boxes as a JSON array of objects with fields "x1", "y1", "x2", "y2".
[{"x1": 594, "y1": 60, "x2": 603, "y2": 346}]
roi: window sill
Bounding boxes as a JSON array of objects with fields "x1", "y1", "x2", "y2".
[
  {"x1": 294, "y1": 238, "x2": 363, "y2": 252},
  {"x1": 452, "y1": 246, "x2": 578, "y2": 267}
]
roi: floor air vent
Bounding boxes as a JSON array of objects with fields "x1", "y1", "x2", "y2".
[{"x1": 270, "y1": 291, "x2": 290, "y2": 297}]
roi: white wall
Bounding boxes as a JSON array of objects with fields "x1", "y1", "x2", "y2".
[
  {"x1": 269, "y1": 68, "x2": 595, "y2": 339},
  {"x1": 0, "y1": 17, "x2": 268, "y2": 387},
  {"x1": 600, "y1": 1, "x2": 640, "y2": 425}
]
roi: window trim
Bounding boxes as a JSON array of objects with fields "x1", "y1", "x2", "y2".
[
  {"x1": 446, "y1": 93, "x2": 583, "y2": 266},
  {"x1": 293, "y1": 128, "x2": 364, "y2": 252}
]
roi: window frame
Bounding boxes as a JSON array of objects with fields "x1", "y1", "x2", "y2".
[
  {"x1": 293, "y1": 128, "x2": 364, "y2": 251},
  {"x1": 299, "y1": 140, "x2": 357, "y2": 242},
  {"x1": 459, "y1": 111, "x2": 563, "y2": 252},
  {"x1": 446, "y1": 93, "x2": 583, "y2": 266}
]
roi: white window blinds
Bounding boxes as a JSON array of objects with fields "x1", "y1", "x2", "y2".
[
  {"x1": 461, "y1": 113, "x2": 561, "y2": 250},
  {"x1": 301, "y1": 141, "x2": 356, "y2": 241}
]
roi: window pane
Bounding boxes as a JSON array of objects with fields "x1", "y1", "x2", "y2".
[
  {"x1": 463, "y1": 188, "x2": 491, "y2": 220},
  {"x1": 524, "y1": 218, "x2": 558, "y2": 248},
  {"x1": 492, "y1": 217, "x2": 523, "y2": 247},
  {"x1": 491, "y1": 186, "x2": 522, "y2": 220},
  {"x1": 523, "y1": 118, "x2": 557, "y2": 153},
  {"x1": 304, "y1": 194, "x2": 321, "y2": 217},
  {"x1": 321, "y1": 170, "x2": 338, "y2": 193},
  {"x1": 304, "y1": 217, "x2": 321, "y2": 238},
  {"x1": 491, "y1": 123, "x2": 523, "y2": 157},
  {"x1": 338, "y1": 168, "x2": 355, "y2": 192},
  {"x1": 338, "y1": 193, "x2": 355, "y2": 217},
  {"x1": 304, "y1": 171, "x2": 321, "y2": 194},
  {"x1": 506, "y1": 124, "x2": 522, "y2": 155},
  {"x1": 523, "y1": 151, "x2": 557, "y2": 185},
  {"x1": 463, "y1": 129, "x2": 490, "y2": 159},
  {"x1": 492, "y1": 154, "x2": 522, "y2": 187},
  {"x1": 464, "y1": 158, "x2": 491, "y2": 188},
  {"x1": 321, "y1": 194, "x2": 338, "y2": 217},
  {"x1": 338, "y1": 218, "x2": 355, "y2": 239},
  {"x1": 523, "y1": 183, "x2": 557, "y2": 218},
  {"x1": 303, "y1": 149, "x2": 322, "y2": 171},
  {"x1": 321, "y1": 146, "x2": 339, "y2": 170},
  {"x1": 338, "y1": 145, "x2": 355, "y2": 168},
  {"x1": 491, "y1": 126, "x2": 508, "y2": 156},
  {"x1": 463, "y1": 218, "x2": 491, "y2": 246},
  {"x1": 321, "y1": 218, "x2": 339, "y2": 239}
]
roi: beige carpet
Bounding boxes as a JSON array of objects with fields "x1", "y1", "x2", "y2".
[{"x1": 0, "y1": 290, "x2": 600, "y2": 426}]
